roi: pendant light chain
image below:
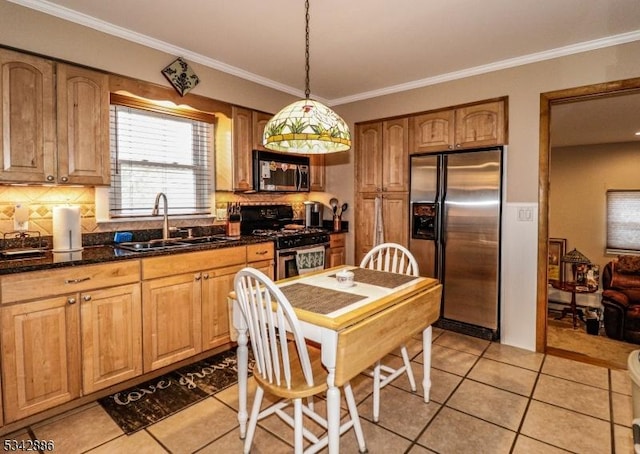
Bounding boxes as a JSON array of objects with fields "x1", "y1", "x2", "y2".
[
  {"x1": 262, "y1": 0, "x2": 351, "y2": 153},
  {"x1": 304, "y1": 0, "x2": 311, "y2": 99}
]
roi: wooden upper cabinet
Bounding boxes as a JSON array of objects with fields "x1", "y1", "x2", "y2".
[
  {"x1": 0, "y1": 50, "x2": 110, "y2": 185},
  {"x1": 411, "y1": 110, "x2": 455, "y2": 153},
  {"x1": 309, "y1": 154, "x2": 325, "y2": 191},
  {"x1": 355, "y1": 120, "x2": 408, "y2": 193},
  {"x1": 0, "y1": 49, "x2": 56, "y2": 183},
  {"x1": 232, "y1": 106, "x2": 253, "y2": 191},
  {"x1": 410, "y1": 100, "x2": 506, "y2": 153},
  {"x1": 231, "y1": 108, "x2": 273, "y2": 191},
  {"x1": 382, "y1": 118, "x2": 409, "y2": 192},
  {"x1": 57, "y1": 64, "x2": 110, "y2": 185},
  {"x1": 454, "y1": 100, "x2": 505, "y2": 149},
  {"x1": 355, "y1": 122, "x2": 383, "y2": 193},
  {"x1": 252, "y1": 110, "x2": 272, "y2": 151}
]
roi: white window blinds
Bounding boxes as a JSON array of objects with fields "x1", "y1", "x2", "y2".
[
  {"x1": 109, "y1": 101, "x2": 214, "y2": 217},
  {"x1": 607, "y1": 190, "x2": 640, "y2": 253}
]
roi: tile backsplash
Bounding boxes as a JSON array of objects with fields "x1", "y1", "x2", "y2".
[
  {"x1": 0, "y1": 186, "x2": 97, "y2": 237},
  {"x1": 0, "y1": 186, "x2": 310, "y2": 240}
]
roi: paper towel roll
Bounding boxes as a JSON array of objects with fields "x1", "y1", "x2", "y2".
[{"x1": 52, "y1": 206, "x2": 83, "y2": 252}]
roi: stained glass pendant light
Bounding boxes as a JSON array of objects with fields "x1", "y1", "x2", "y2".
[{"x1": 263, "y1": 0, "x2": 351, "y2": 154}]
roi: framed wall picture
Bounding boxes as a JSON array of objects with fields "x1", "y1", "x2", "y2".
[{"x1": 548, "y1": 238, "x2": 566, "y2": 283}]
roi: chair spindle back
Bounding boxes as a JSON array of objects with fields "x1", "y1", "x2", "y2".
[
  {"x1": 360, "y1": 242, "x2": 419, "y2": 277},
  {"x1": 234, "y1": 267, "x2": 315, "y2": 389}
]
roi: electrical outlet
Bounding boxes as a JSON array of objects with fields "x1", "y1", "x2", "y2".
[
  {"x1": 517, "y1": 207, "x2": 533, "y2": 222},
  {"x1": 14, "y1": 219, "x2": 28, "y2": 231},
  {"x1": 13, "y1": 204, "x2": 29, "y2": 231}
]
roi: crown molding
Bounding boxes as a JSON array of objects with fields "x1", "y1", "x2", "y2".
[
  {"x1": 7, "y1": 0, "x2": 312, "y2": 99},
  {"x1": 9, "y1": 0, "x2": 640, "y2": 107},
  {"x1": 329, "y1": 30, "x2": 640, "y2": 106}
]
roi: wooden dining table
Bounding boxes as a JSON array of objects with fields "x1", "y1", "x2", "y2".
[{"x1": 230, "y1": 265, "x2": 442, "y2": 453}]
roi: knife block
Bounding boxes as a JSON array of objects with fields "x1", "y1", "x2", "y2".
[{"x1": 226, "y1": 214, "x2": 241, "y2": 238}]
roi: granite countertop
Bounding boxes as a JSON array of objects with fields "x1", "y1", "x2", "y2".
[{"x1": 0, "y1": 235, "x2": 273, "y2": 275}]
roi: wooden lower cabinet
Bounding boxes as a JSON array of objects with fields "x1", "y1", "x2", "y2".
[
  {"x1": 0, "y1": 242, "x2": 274, "y2": 426},
  {"x1": 328, "y1": 233, "x2": 346, "y2": 267},
  {"x1": 81, "y1": 283, "x2": 142, "y2": 394},
  {"x1": 140, "y1": 244, "x2": 273, "y2": 371},
  {"x1": 247, "y1": 242, "x2": 275, "y2": 279},
  {"x1": 1, "y1": 295, "x2": 81, "y2": 423},
  {"x1": 202, "y1": 265, "x2": 242, "y2": 351},
  {"x1": 142, "y1": 273, "x2": 203, "y2": 372},
  {"x1": 355, "y1": 192, "x2": 409, "y2": 264}
]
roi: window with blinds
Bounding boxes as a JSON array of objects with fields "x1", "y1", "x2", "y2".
[
  {"x1": 109, "y1": 100, "x2": 214, "y2": 218},
  {"x1": 606, "y1": 190, "x2": 640, "y2": 253}
]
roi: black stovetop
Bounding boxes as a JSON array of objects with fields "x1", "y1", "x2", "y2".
[{"x1": 240, "y1": 205, "x2": 329, "y2": 249}]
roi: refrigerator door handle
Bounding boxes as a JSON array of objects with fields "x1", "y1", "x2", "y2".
[{"x1": 438, "y1": 197, "x2": 446, "y2": 247}]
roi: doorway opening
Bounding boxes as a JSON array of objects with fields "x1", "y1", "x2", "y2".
[{"x1": 538, "y1": 77, "x2": 640, "y2": 369}]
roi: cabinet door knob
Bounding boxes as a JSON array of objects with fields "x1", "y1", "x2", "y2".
[
  {"x1": 60, "y1": 176, "x2": 69, "y2": 183},
  {"x1": 67, "y1": 297, "x2": 76, "y2": 305},
  {"x1": 83, "y1": 295, "x2": 92, "y2": 302},
  {"x1": 46, "y1": 175, "x2": 55, "y2": 182},
  {"x1": 203, "y1": 273, "x2": 209, "y2": 280},
  {"x1": 195, "y1": 274, "x2": 201, "y2": 281},
  {"x1": 455, "y1": 144, "x2": 461, "y2": 148}
]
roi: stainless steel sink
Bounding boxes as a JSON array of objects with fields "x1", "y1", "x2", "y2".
[
  {"x1": 116, "y1": 236, "x2": 233, "y2": 252},
  {"x1": 116, "y1": 239, "x2": 190, "y2": 252},
  {"x1": 178, "y1": 235, "x2": 232, "y2": 245}
]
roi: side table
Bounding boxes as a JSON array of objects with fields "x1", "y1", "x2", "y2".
[{"x1": 549, "y1": 280, "x2": 598, "y2": 329}]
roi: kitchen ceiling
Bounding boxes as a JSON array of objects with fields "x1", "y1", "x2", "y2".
[
  {"x1": 10, "y1": 0, "x2": 640, "y2": 104},
  {"x1": 9, "y1": 0, "x2": 640, "y2": 147}
]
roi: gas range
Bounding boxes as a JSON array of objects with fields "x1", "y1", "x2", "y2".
[
  {"x1": 240, "y1": 205, "x2": 329, "y2": 250},
  {"x1": 251, "y1": 228, "x2": 330, "y2": 250}
]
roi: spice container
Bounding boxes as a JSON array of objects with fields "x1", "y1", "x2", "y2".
[{"x1": 333, "y1": 215, "x2": 341, "y2": 232}]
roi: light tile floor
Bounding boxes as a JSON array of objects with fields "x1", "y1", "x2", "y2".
[{"x1": 1, "y1": 328, "x2": 636, "y2": 453}]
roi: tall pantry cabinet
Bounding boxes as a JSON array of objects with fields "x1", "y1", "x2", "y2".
[{"x1": 354, "y1": 119, "x2": 409, "y2": 264}]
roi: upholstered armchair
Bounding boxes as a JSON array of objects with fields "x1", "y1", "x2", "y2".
[{"x1": 602, "y1": 256, "x2": 640, "y2": 343}]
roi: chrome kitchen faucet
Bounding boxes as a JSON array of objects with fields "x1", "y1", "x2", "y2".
[{"x1": 152, "y1": 192, "x2": 170, "y2": 240}]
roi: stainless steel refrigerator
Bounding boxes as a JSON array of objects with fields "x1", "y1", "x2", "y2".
[{"x1": 409, "y1": 148, "x2": 502, "y2": 339}]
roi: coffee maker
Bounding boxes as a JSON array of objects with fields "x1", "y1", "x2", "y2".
[{"x1": 304, "y1": 201, "x2": 323, "y2": 227}]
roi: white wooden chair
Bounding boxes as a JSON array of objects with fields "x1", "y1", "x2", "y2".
[
  {"x1": 360, "y1": 242, "x2": 419, "y2": 423},
  {"x1": 234, "y1": 267, "x2": 367, "y2": 454}
]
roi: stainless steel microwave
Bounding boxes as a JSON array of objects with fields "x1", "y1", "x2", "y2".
[{"x1": 253, "y1": 150, "x2": 310, "y2": 192}]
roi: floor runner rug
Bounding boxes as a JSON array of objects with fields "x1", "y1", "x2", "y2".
[{"x1": 99, "y1": 348, "x2": 251, "y2": 434}]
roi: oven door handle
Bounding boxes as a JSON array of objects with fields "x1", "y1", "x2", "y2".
[{"x1": 278, "y1": 243, "x2": 330, "y2": 255}]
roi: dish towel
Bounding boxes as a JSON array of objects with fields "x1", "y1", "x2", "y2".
[
  {"x1": 373, "y1": 195, "x2": 385, "y2": 246},
  {"x1": 295, "y1": 246, "x2": 326, "y2": 275}
]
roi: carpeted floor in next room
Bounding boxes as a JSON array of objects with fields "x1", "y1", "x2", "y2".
[{"x1": 546, "y1": 309, "x2": 638, "y2": 370}]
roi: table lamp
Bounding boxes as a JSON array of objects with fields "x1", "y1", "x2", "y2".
[{"x1": 561, "y1": 248, "x2": 591, "y2": 283}]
